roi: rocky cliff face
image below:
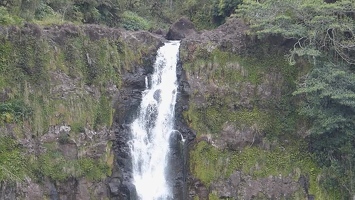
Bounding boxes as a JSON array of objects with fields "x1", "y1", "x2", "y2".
[
  {"x1": 179, "y1": 18, "x2": 321, "y2": 200},
  {"x1": 0, "y1": 23, "x2": 165, "y2": 199},
  {"x1": 0, "y1": 17, "x2": 327, "y2": 200}
]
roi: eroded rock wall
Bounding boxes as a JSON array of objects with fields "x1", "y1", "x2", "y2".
[
  {"x1": 0, "y1": 23, "x2": 164, "y2": 199},
  {"x1": 180, "y1": 18, "x2": 321, "y2": 200}
]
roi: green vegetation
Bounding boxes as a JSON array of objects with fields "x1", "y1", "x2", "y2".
[
  {"x1": 238, "y1": 0, "x2": 355, "y2": 65},
  {"x1": 236, "y1": 0, "x2": 355, "y2": 198},
  {"x1": 0, "y1": 0, "x2": 353, "y2": 198},
  {"x1": 183, "y1": 46, "x2": 291, "y2": 85},
  {"x1": 0, "y1": 0, "x2": 243, "y2": 30},
  {"x1": 121, "y1": 11, "x2": 151, "y2": 31},
  {"x1": 0, "y1": 6, "x2": 22, "y2": 25},
  {"x1": 0, "y1": 16, "x2": 146, "y2": 185},
  {"x1": 183, "y1": 44, "x2": 297, "y2": 137},
  {"x1": 180, "y1": 0, "x2": 355, "y2": 198},
  {"x1": 0, "y1": 31, "x2": 139, "y2": 135},
  {"x1": 294, "y1": 62, "x2": 355, "y2": 196},
  {"x1": 31, "y1": 147, "x2": 109, "y2": 181},
  {"x1": 190, "y1": 141, "x2": 340, "y2": 199},
  {"x1": 185, "y1": 102, "x2": 268, "y2": 135},
  {"x1": 0, "y1": 137, "x2": 109, "y2": 183},
  {"x1": 0, "y1": 137, "x2": 28, "y2": 181},
  {"x1": 0, "y1": 100, "x2": 32, "y2": 124}
]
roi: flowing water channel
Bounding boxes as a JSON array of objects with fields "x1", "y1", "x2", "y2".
[{"x1": 129, "y1": 41, "x2": 180, "y2": 200}]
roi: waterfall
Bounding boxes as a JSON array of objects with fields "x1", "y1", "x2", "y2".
[{"x1": 129, "y1": 41, "x2": 180, "y2": 200}]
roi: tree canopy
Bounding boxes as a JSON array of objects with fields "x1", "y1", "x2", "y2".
[
  {"x1": 238, "y1": 0, "x2": 355, "y2": 64},
  {"x1": 0, "y1": 0, "x2": 243, "y2": 30}
]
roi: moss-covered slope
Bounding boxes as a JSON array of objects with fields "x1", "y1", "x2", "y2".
[
  {"x1": 180, "y1": 18, "x2": 341, "y2": 200},
  {"x1": 0, "y1": 23, "x2": 162, "y2": 199}
]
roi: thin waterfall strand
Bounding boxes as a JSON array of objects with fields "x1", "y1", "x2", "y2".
[{"x1": 129, "y1": 41, "x2": 180, "y2": 200}]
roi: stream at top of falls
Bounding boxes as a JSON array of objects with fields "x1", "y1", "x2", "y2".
[{"x1": 129, "y1": 41, "x2": 181, "y2": 200}]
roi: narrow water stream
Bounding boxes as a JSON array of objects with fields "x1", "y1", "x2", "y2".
[{"x1": 129, "y1": 41, "x2": 180, "y2": 200}]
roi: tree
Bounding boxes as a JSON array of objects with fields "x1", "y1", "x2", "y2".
[
  {"x1": 212, "y1": 0, "x2": 242, "y2": 24},
  {"x1": 293, "y1": 61, "x2": 355, "y2": 197},
  {"x1": 45, "y1": 0, "x2": 74, "y2": 21},
  {"x1": 238, "y1": 0, "x2": 355, "y2": 65},
  {"x1": 238, "y1": 0, "x2": 355, "y2": 197}
]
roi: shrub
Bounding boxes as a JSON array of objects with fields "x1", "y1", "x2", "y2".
[
  {"x1": 121, "y1": 11, "x2": 151, "y2": 31},
  {"x1": 0, "y1": 100, "x2": 32, "y2": 123},
  {"x1": 0, "y1": 6, "x2": 22, "y2": 25},
  {"x1": 34, "y1": 3, "x2": 55, "y2": 20}
]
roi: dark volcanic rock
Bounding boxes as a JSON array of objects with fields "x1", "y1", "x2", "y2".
[
  {"x1": 120, "y1": 181, "x2": 137, "y2": 200},
  {"x1": 111, "y1": 52, "x2": 155, "y2": 198},
  {"x1": 166, "y1": 17, "x2": 197, "y2": 40},
  {"x1": 168, "y1": 59, "x2": 196, "y2": 200},
  {"x1": 210, "y1": 171, "x2": 302, "y2": 199},
  {"x1": 180, "y1": 17, "x2": 248, "y2": 58},
  {"x1": 109, "y1": 181, "x2": 120, "y2": 196}
]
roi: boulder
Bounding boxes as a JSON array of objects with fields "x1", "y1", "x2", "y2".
[
  {"x1": 180, "y1": 17, "x2": 248, "y2": 58},
  {"x1": 166, "y1": 17, "x2": 197, "y2": 40}
]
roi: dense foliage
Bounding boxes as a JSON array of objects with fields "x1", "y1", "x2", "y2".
[
  {"x1": 238, "y1": 0, "x2": 355, "y2": 65},
  {"x1": 1, "y1": 0, "x2": 355, "y2": 198},
  {"x1": 0, "y1": 0, "x2": 242, "y2": 29},
  {"x1": 239, "y1": 0, "x2": 355, "y2": 197}
]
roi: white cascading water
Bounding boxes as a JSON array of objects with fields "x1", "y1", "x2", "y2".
[{"x1": 129, "y1": 41, "x2": 180, "y2": 200}]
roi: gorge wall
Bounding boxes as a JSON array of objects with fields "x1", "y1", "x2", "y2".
[
  {"x1": 178, "y1": 18, "x2": 334, "y2": 199},
  {"x1": 0, "y1": 17, "x2": 338, "y2": 200},
  {"x1": 0, "y1": 23, "x2": 164, "y2": 199}
]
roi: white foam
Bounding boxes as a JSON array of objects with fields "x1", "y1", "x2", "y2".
[{"x1": 129, "y1": 41, "x2": 180, "y2": 200}]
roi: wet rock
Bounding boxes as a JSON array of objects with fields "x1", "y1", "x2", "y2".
[
  {"x1": 56, "y1": 178, "x2": 78, "y2": 200},
  {"x1": 120, "y1": 181, "x2": 137, "y2": 200},
  {"x1": 153, "y1": 89, "x2": 161, "y2": 102},
  {"x1": 109, "y1": 181, "x2": 120, "y2": 196},
  {"x1": 111, "y1": 54, "x2": 153, "y2": 198},
  {"x1": 112, "y1": 60, "x2": 155, "y2": 199},
  {"x1": 170, "y1": 59, "x2": 196, "y2": 200}
]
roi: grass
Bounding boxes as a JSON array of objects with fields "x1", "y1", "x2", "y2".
[
  {"x1": 33, "y1": 13, "x2": 73, "y2": 26},
  {"x1": 0, "y1": 137, "x2": 28, "y2": 182},
  {"x1": 31, "y1": 147, "x2": 109, "y2": 181},
  {"x1": 184, "y1": 99, "x2": 269, "y2": 136},
  {"x1": 190, "y1": 140, "x2": 340, "y2": 199}
]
